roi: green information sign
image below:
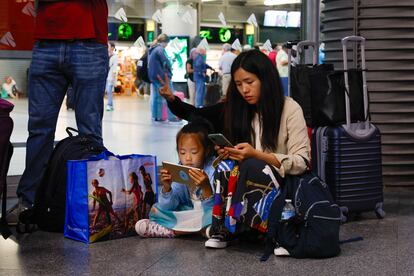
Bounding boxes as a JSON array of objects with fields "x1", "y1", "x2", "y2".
[
  {"x1": 218, "y1": 28, "x2": 231, "y2": 42},
  {"x1": 247, "y1": 35, "x2": 254, "y2": 47},
  {"x1": 199, "y1": 30, "x2": 213, "y2": 40},
  {"x1": 118, "y1": 23, "x2": 133, "y2": 40},
  {"x1": 148, "y1": 31, "x2": 154, "y2": 43}
]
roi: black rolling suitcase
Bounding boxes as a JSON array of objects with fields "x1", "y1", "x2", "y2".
[
  {"x1": 205, "y1": 71, "x2": 222, "y2": 106},
  {"x1": 312, "y1": 36, "x2": 385, "y2": 222},
  {"x1": 0, "y1": 99, "x2": 14, "y2": 239}
]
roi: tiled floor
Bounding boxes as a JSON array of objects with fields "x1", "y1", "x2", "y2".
[
  {"x1": 2, "y1": 95, "x2": 414, "y2": 275},
  {"x1": 8, "y1": 95, "x2": 184, "y2": 176}
]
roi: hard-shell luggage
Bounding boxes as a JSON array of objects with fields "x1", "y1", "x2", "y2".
[
  {"x1": 0, "y1": 99, "x2": 14, "y2": 239},
  {"x1": 312, "y1": 36, "x2": 385, "y2": 221}
]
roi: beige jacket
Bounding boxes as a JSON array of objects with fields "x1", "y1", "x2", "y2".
[{"x1": 253, "y1": 97, "x2": 310, "y2": 177}]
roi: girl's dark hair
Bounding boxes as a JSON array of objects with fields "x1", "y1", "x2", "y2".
[
  {"x1": 130, "y1": 172, "x2": 138, "y2": 184},
  {"x1": 139, "y1": 165, "x2": 145, "y2": 172},
  {"x1": 176, "y1": 116, "x2": 214, "y2": 161},
  {"x1": 224, "y1": 50, "x2": 285, "y2": 152}
]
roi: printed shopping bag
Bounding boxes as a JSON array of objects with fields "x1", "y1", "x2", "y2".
[{"x1": 64, "y1": 154, "x2": 157, "y2": 243}]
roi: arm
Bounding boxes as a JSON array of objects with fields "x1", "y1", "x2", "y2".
[
  {"x1": 186, "y1": 62, "x2": 193, "y2": 74},
  {"x1": 107, "y1": 189, "x2": 113, "y2": 205},
  {"x1": 92, "y1": 191, "x2": 96, "y2": 210},
  {"x1": 272, "y1": 101, "x2": 310, "y2": 176},
  {"x1": 221, "y1": 101, "x2": 310, "y2": 177},
  {"x1": 158, "y1": 182, "x2": 192, "y2": 211},
  {"x1": 157, "y1": 74, "x2": 225, "y2": 129}
]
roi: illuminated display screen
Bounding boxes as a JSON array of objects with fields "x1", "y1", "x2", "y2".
[
  {"x1": 199, "y1": 27, "x2": 243, "y2": 44},
  {"x1": 108, "y1": 22, "x2": 144, "y2": 42},
  {"x1": 165, "y1": 36, "x2": 189, "y2": 83}
]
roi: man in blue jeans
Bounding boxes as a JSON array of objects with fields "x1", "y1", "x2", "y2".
[
  {"x1": 148, "y1": 33, "x2": 176, "y2": 122},
  {"x1": 193, "y1": 46, "x2": 212, "y2": 107},
  {"x1": 16, "y1": 0, "x2": 109, "y2": 209}
]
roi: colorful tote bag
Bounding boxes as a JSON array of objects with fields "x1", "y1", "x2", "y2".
[{"x1": 64, "y1": 154, "x2": 157, "y2": 243}]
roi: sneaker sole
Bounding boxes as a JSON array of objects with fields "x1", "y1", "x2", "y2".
[{"x1": 204, "y1": 239, "x2": 228, "y2": 249}]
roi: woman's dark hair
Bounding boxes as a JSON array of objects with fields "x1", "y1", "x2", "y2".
[
  {"x1": 176, "y1": 116, "x2": 214, "y2": 161},
  {"x1": 224, "y1": 50, "x2": 285, "y2": 152},
  {"x1": 139, "y1": 165, "x2": 145, "y2": 173}
]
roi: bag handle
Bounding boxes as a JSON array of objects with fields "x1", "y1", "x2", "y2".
[
  {"x1": 87, "y1": 150, "x2": 115, "y2": 161},
  {"x1": 66, "y1": 127, "x2": 79, "y2": 137}
]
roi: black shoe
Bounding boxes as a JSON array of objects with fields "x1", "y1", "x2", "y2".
[{"x1": 205, "y1": 234, "x2": 229, "y2": 249}]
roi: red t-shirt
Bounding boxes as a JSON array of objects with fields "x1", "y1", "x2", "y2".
[
  {"x1": 34, "y1": 0, "x2": 108, "y2": 44},
  {"x1": 268, "y1": 50, "x2": 277, "y2": 67}
]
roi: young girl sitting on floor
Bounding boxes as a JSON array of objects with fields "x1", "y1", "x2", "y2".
[{"x1": 135, "y1": 118, "x2": 215, "y2": 238}]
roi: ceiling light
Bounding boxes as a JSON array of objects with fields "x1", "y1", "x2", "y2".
[{"x1": 264, "y1": 0, "x2": 301, "y2": 6}]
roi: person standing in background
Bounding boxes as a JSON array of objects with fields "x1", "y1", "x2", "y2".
[
  {"x1": 185, "y1": 48, "x2": 196, "y2": 106},
  {"x1": 16, "y1": 0, "x2": 109, "y2": 211},
  {"x1": 276, "y1": 44, "x2": 289, "y2": 96},
  {"x1": 218, "y1": 43, "x2": 237, "y2": 97},
  {"x1": 267, "y1": 43, "x2": 278, "y2": 67},
  {"x1": 193, "y1": 46, "x2": 212, "y2": 108},
  {"x1": 148, "y1": 34, "x2": 176, "y2": 122},
  {"x1": 106, "y1": 41, "x2": 118, "y2": 111}
]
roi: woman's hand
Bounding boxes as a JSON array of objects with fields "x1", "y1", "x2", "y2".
[
  {"x1": 225, "y1": 143, "x2": 257, "y2": 162},
  {"x1": 189, "y1": 169, "x2": 212, "y2": 198},
  {"x1": 157, "y1": 73, "x2": 175, "y2": 102},
  {"x1": 160, "y1": 168, "x2": 172, "y2": 193},
  {"x1": 214, "y1": 145, "x2": 230, "y2": 160}
]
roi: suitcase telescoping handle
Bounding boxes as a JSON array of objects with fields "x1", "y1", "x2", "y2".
[
  {"x1": 341, "y1": 36, "x2": 370, "y2": 131},
  {"x1": 297, "y1": 40, "x2": 319, "y2": 66},
  {"x1": 287, "y1": 40, "x2": 319, "y2": 96}
]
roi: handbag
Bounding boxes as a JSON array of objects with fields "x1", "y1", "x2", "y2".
[
  {"x1": 64, "y1": 153, "x2": 158, "y2": 243},
  {"x1": 312, "y1": 69, "x2": 365, "y2": 126},
  {"x1": 290, "y1": 63, "x2": 334, "y2": 127}
]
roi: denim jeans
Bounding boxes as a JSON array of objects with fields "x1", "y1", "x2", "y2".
[
  {"x1": 194, "y1": 74, "x2": 206, "y2": 108},
  {"x1": 105, "y1": 82, "x2": 114, "y2": 107},
  {"x1": 17, "y1": 41, "x2": 108, "y2": 204},
  {"x1": 150, "y1": 81, "x2": 175, "y2": 121}
]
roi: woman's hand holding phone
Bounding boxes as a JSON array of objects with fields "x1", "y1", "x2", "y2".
[{"x1": 217, "y1": 143, "x2": 257, "y2": 162}]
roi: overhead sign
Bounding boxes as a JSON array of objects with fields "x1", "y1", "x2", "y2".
[{"x1": 199, "y1": 27, "x2": 243, "y2": 44}]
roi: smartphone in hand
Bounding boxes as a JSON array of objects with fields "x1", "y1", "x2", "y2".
[{"x1": 208, "y1": 133, "x2": 233, "y2": 148}]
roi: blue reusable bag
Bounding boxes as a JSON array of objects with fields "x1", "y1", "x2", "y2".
[{"x1": 64, "y1": 154, "x2": 158, "y2": 243}]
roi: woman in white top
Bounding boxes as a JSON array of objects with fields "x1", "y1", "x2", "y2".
[
  {"x1": 158, "y1": 50, "x2": 310, "y2": 249},
  {"x1": 1, "y1": 76, "x2": 18, "y2": 99}
]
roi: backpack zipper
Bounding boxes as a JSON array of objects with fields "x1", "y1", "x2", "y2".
[
  {"x1": 304, "y1": 200, "x2": 330, "y2": 220},
  {"x1": 313, "y1": 215, "x2": 342, "y2": 221}
]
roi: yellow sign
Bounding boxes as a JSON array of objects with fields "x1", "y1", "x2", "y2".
[
  {"x1": 245, "y1": 24, "x2": 255, "y2": 35},
  {"x1": 146, "y1": 20, "x2": 155, "y2": 32}
]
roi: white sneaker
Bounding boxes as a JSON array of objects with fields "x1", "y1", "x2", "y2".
[
  {"x1": 106, "y1": 105, "x2": 113, "y2": 111},
  {"x1": 135, "y1": 219, "x2": 175, "y2": 238},
  {"x1": 274, "y1": 247, "x2": 290, "y2": 257},
  {"x1": 204, "y1": 233, "x2": 229, "y2": 249}
]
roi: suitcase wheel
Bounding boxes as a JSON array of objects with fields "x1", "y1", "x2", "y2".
[
  {"x1": 375, "y1": 202, "x2": 386, "y2": 219},
  {"x1": 340, "y1": 206, "x2": 349, "y2": 223}
]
